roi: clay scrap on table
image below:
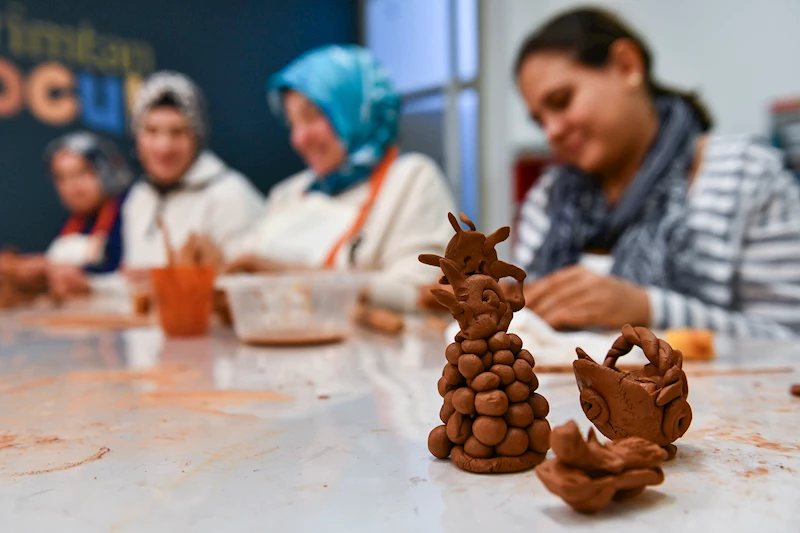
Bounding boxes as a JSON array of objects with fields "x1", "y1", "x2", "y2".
[
  {"x1": 536, "y1": 420, "x2": 668, "y2": 514},
  {"x1": 791, "y1": 384, "x2": 800, "y2": 397},
  {"x1": 573, "y1": 325, "x2": 692, "y2": 458},
  {"x1": 422, "y1": 213, "x2": 550, "y2": 474}
]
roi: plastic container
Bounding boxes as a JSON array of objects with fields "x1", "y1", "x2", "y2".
[
  {"x1": 216, "y1": 272, "x2": 366, "y2": 346},
  {"x1": 150, "y1": 265, "x2": 216, "y2": 337}
]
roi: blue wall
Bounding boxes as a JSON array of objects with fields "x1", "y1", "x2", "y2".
[{"x1": 0, "y1": 0, "x2": 358, "y2": 252}]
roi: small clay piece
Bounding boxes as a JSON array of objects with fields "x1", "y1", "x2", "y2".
[
  {"x1": 528, "y1": 393, "x2": 550, "y2": 418},
  {"x1": 446, "y1": 342, "x2": 463, "y2": 365},
  {"x1": 535, "y1": 420, "x2": 668, "y2": 513},
  {"x1": 428, "y1": 425, "x2": 453, "y2": 459},
  {"x1": 461, "y1": 338, "x2": 488, "y2": 356},
  {"x1": 573, "y1": 325, "x2": 692, "y2": 457},
  {"x1": 493, "y1": 350, "x2": 515, "y2": 366},
  {"x1": 488, "y1": 331, "x2": 511, "y2": 352},
  {"x1": 421, "y1": 213, "x2": 550, "y2": 473},
  {"x1": 475, "y1": 390, "x2": 509, "y2": 416},
  {"x1": 472, "y1": 416, "x2": 508, "y2": 446},
  {"x1": 505, "y1": 381, "x2": 530, "y2": 403},
  {"x1": 791, "y1": 384, "x2": 800, "y2": 397},
  {"x1": 458, "y1": 353, "x2": 484, "y2": 380},
  {"x1": 471, "y1": 372, "x2": 501, "y2": 392},
  {"x1": 452, "y1": 387, "x2": 476, "y2": 415},
  {"x1": 504, "y1": 402, "x2": 534, "y2": 428},
  {"x1": 491, "y1": 364, "x2": 516, "y2": 386},
  {"x1": 512, "y1": 359, "x2": 533, "y2": 383}
]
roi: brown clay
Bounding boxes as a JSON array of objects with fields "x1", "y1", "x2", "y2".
[
  {"x1": 528, "y1": 393, "x2": 550, "y2": 418},
  {"x1": 574, "y1": 325, "x2": 692, "y2": 450},
  {"x1": 505, "y1": 381, "x2": 530, "y2": 403},
  {"x1": 472, "y1": 416, "x2": 507, "y2": 446},
  {"x1": 461, "y1": 339, "x2": 488, "y2": 356},
  {"x1": 474, "y1": 390, "x2": 509, "y2": 416},
  {"x1": 493, "y1": 350, "x2": 515, "y2": 366},
  {"x1": 452, "y1": 387, "x2": 476, "y2": 415},
  {"x1": 428, "y1": 425, "x2": 453, "y2": 459},
  {"x1": 535, "y1": 420, "x2": 667, "y2": 513},
  {"x1": 791, "y1": 384, "x2": 800, "y2": 397},
  {"x1": 490, "y1": 364, "x2": 515, "y2": 386},
  {"x1": 504, "y1": 402, "x2": 534, "y2": 428},
  {"x1": 495, "y1": 427, "x2": 529, "y2": 456},
  {"x1": 446, "y1": 342, "x2": 463, "y2": 365},
  {"x1": 458, "y1": 354, "x2": 484, "y2": 380},
  {"x1": 421, "y1": 213, "x2": 549, "y2": 473},
  {"x1": 446, "y1": 412, "x2": 472, "y2": 444},
  {"x1": 471, "y1": 372, "x2": 501, "y2": 392}
]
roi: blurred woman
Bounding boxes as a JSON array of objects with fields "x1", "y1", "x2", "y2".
[
  {"x1": 513, "y1": 7, "x2": 800, "y2": 338},
  {"x1": 123, "y1": 71, "x2": 263, "y2": 270},
  {"x1": 227, "y1": 45, "x2": 455, "y2": 313},
  {"x1": 0, "y1": 131, "x2": 131, "y2": 300}
]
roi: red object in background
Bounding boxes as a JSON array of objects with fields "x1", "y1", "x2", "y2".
[{"x1": 511, "y1": 153, "x2": 553, "y2": 248}]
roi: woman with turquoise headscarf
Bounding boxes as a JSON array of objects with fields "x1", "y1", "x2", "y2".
[{"x1": 227, "y1": 45, "x2": 456, "y2": 313}]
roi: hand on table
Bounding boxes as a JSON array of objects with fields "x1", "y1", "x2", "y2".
[
  {"x1": 47, "y1": 264, "x2": 90, "y2": 300},
  {"x1": 222, "y1": 254, "x2": 293, "y2": 274},
  {"x1": 524, "y1": 265, "x2": 651, "y2": 330}
]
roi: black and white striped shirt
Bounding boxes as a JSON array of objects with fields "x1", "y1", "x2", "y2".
[{"x1": 514, "y1": 135, "x2": 800, "y2": 339}]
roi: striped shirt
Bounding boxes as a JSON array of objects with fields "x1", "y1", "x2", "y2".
[{"x1": 514, "y1": 135, "x2": 800, "y2": 339}]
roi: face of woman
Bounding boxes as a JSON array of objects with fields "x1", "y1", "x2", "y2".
[
  {"x1": 283, "y1": 90, "x2": 347, "y2": 176},
  {"x1": 51, "y1": 151, "x2": 105, "y2": 215},
  {"x1": 136, "y1": 107, "x2": 198, "y2": 185},
  {"x1": 517, "y1": 47, "x2": 647, "y2": 176}
]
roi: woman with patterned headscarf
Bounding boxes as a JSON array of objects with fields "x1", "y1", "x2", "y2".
[
  {"x1": 226, "y1": 45, "x2": 456, "y2": 313},
  {"x1": 0, "y1": 131, "x2": 131, "y2": 301},
  {"x1": 122, "y1": 71, "x2": 264, "y2": 270}
]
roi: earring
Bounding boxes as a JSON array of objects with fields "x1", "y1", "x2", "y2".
[{"x1": 628, "y1": 73, "x2": 643, "y2": 87}]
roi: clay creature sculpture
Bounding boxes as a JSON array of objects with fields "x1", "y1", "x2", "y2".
[
  {"x1": 536, "y1": 420, "x2": 668, "y2": 513},
  {"x1": 424, "y1": 214, "x2": 550, "y2": 473},
  {"x1": 420, "y1": 212, "x2": 527, "y2": 312},
  {"x1": 573, "y1": 325, "x2": 692, "y2": 458}
]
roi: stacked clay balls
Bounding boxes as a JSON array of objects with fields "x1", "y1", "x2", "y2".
[{"x1": 429, "y1": 331, "x2": 551, "y2": 464}]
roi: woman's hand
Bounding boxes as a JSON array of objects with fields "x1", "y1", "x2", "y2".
[
  {"x1": 222, "y1": 254, "x2": 291, "y2": 274},
  {"x1": 418, "y1": 282, "x2": 452, "y2": 311},
  {"x1": 47, "y1": 264, "x2": 90, "y2": 300},
  {"x1": 524, "y1": 265, "x2": 651, "y2": 330}
]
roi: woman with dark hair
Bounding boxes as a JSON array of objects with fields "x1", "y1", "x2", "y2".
[{"x1": 513, "y1": 7, "x2": 800, "y2": 338}]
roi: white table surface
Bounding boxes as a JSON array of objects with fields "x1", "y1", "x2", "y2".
[{"x1": 0, "y1": 310, "x2": 797, "y2": 533}]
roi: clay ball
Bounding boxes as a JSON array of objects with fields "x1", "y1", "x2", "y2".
[
  {"x1": 470, "y1": 372, "x2": 501, "y2": 392},
  {"x1": 440, "y1": 390, "x2": 456, "y2": 423},
  {"x1": 488, "y1": 332, "x2": 511, "y2": 352},
  {"x1": 528, "y1": 372, "x2": 539, "y2": 392},
  {"x1": 493, "y1": 350, "x2": 515, "y2": 366},
  {"x1": 437, "y1": 377, "x2": 451, "y2": 398},
  {"x1": 508, "y1": 334, "x2": 523, "y2": 354},
  {"x1": 428, "y1": 425, "x2": 453, "y2": 459},
  {"x1": 517, "y1": 349, "x2": 535, "y2": 368},
  {"x1": 443, "y1": 363, "x2": 465, "y2": 386},
  {"x1": 527, "y1": 418, "x2": 551, "y2": 453},
  {"x1": 527, "y1": 393, "x2": 550, "y2": 418},
  {"x1": 490, "y1": 364, "x2": 516, "y2": 386},
  {"x1": 472, "y1": 416, "x2": 508, "y2": 446},
  {"x1": 495, "y1": 427, "x2": 529, "y2": 457},
  {"x1": 464, "y1": 435, "x2": 494, "y2": 459},
  {"x1": 475, "y1": 390, "x2": 509, "y2": 416},
  {"x1": 452, "y1": 387, "x2": 476, "y2": 415},
  {"x1": 504, "y1": 402, "x2": 534, "y2": 428},
  {"x1": 512, "y1": 359, "x2": 533, "y2": 383},
  {"x1": 457, "y1": 353, "x2": 484, "y2": 380},
  {"x1": 461, "y1": 339, "x2": 488, "y2": 356},
  {"x1": 505, "y1": 381, "x2": 530, "y2": 403},
  {"x1": 445, "y1": 342, "x2": 463, "y2": 365},
  {"x1": 446, "y1": 412, "x2": 473, "y2": 445},
  {"x1": 481, "y1": 353, "x2": 494, "y2": 370}
]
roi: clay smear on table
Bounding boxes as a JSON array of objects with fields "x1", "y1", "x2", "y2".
[
  {"x1": 422, "y1": 213, "x2": 550, "y2": 473},
  {"x1": 536, "y1": 420, "x2": 668, "y2": 514},
  {"x1": 574, "y1": 325, "x2": 692, "y2": 458}
]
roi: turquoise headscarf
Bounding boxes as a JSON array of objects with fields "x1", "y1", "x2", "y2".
[{"x1": 268, "y1": 45, "x2": 401, "y2": 196}]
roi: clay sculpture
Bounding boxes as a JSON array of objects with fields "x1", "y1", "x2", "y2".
[
  {"x1": 536, "y1": 420, "x2": 668, "y2": 513},
  {"x1": 424, "y1": 213, "x2": 550, "y2": 473},
  {"x1": 573, "y1": 325, "x2": 692, "y2": 458}
]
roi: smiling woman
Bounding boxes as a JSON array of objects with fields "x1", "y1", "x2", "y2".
[{"x1": 512, "y1": 7, "x2": 800, "y2": 339}]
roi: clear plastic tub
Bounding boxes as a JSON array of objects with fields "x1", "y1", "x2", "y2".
[{"x1": 216, "y1": 272, "x2": 366, "y2": 346}]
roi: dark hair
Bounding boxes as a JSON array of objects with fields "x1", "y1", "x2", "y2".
[
  {"x1": 514, "y1": 7, "x2": 712, "y2": 131},
  {"x1": 151, "y1": 93, "x2": 181, "y2": 109}
]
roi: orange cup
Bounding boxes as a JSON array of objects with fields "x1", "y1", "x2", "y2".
[{"x1": 150, "y1": 265, "x2": 216, "y2": 337}]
